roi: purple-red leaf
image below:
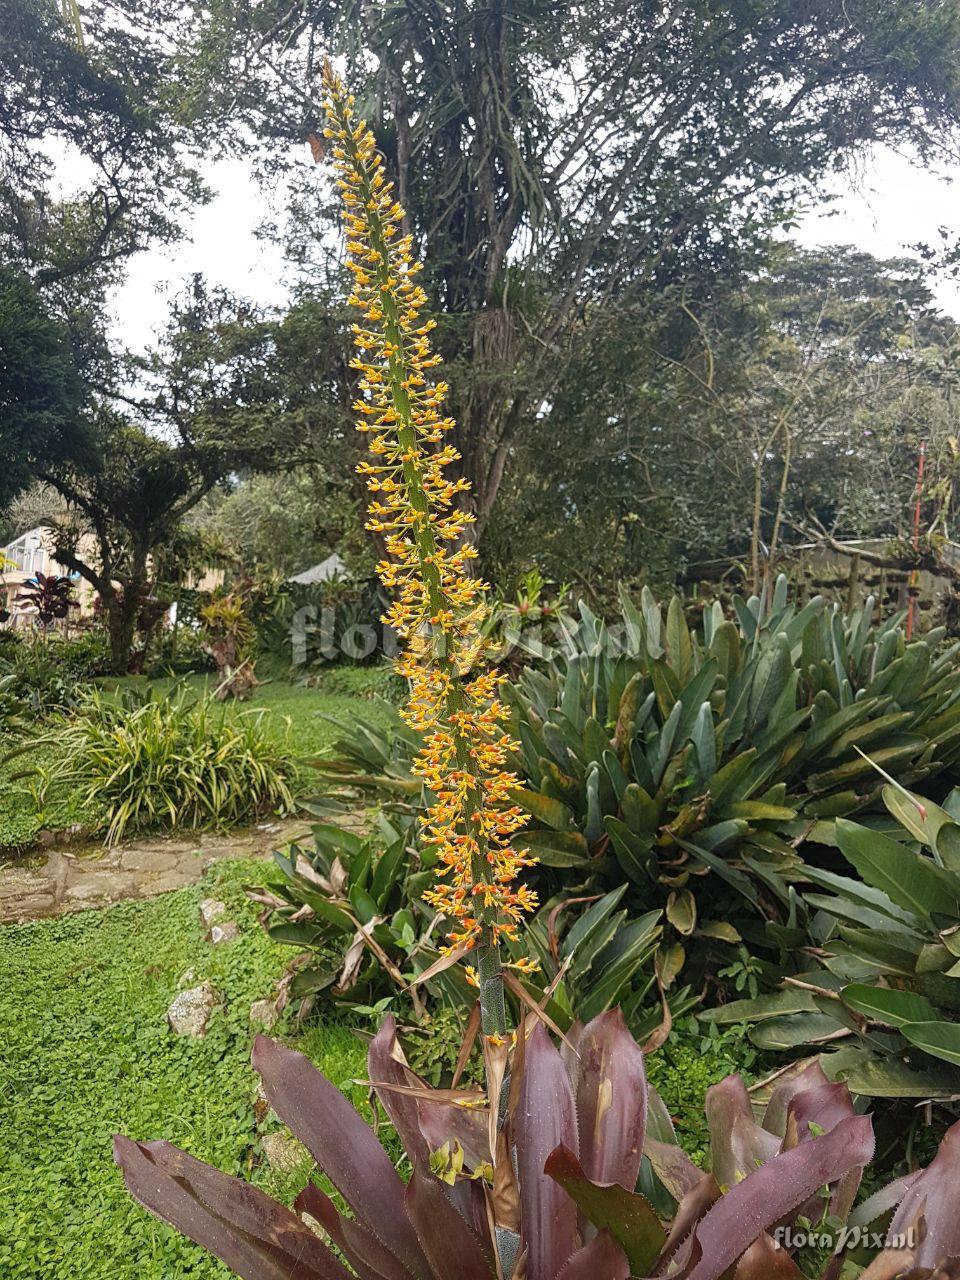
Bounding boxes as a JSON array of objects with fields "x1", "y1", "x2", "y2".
[
  {"x1": 574, "y1": 1009, "x2": 647, "y2": 1191},
  {"x1": 295, "y1": 1182, "x2": 416, "y2": 1280},
  {"x1": 704, "y1": 1075, "x2": 778, "y2": 1190},
  {"x1": 684, "y1": 1115, "x2": 875, "y2": 1280},
  {"x1": 885, "y1": 1118, "x2": 960, "y2": 1269},
  {"x1": 554, "y1": 1228, "x2": 630, "y2": 1280},
  {"x1": 732, "y1": 1234, "x2": 806, "y2": 1278},
  {"x1": 368, "y1": 1015, "x2": 433, "y2": 1166},
  {"x1": 252, "y1": 1035, "x2": 428, "y2": 1276},
  {"x1": 761, "y1": 1061, "x2": 830, "y2": 1137},
  {"x1": 404, "y1": 1163, "x2": 496, "y2": 1280},
  {"x1": 113, "y1": 1137, "x2": 350, "y2": 1280},
  {"x1": 513, "y1": 1022, "x2": 579, "y2": 1280}
]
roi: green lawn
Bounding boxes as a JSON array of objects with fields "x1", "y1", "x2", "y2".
[
  {"x1": 0, "y1": 858, "x2": 371, "y2": 1280},
  {"x1": 0, "y1": 664, "x2": 397, "y2": 854}
]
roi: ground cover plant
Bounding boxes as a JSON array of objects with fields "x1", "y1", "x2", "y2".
[{"x1": 0, "y1": 860, "x2": 370, "y2": 1280}]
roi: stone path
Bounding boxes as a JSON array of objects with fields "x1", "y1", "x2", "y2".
[{"x1": 0, "y1": 819, "x2": 312, "y2": 925}]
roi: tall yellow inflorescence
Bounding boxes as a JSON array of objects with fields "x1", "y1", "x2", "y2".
[{"x1": 322, "y1": 66, "x2": 537, "y2": 1029}]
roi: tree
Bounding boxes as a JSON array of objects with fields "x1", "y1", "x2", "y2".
[
  {"x1": 0, "y1": 265, "x2": 86, "y2": 508},
  {"x1": 35, "y1": 396, "x2": 324, "y2": 671},
  {"x1": 481, "y1": 244, "x2": 960, "y2": 594},
  {"x1": 177, "y1": 0, "x2": 960, "y2": 550},
  {"x1": 1, "y1": 0, "x2": 201, "y2": 288}
]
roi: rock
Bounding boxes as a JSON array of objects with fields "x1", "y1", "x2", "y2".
[
  {"x1": 249, "y1": 999, "x2": 278, "y2": 1031},
  {"x1": 177, "y1": 967, "x2": 197, "y2": 989},
  {"x1": 209, "y1": 920, "x2": 240, "y2": 945},
  {"x1": 120, "y1": 848, "x2": 176, "y2": 873},
  {"x1": 199, "y1": 897, "x2": 227, "y2": 926},
  {"x1": 63, "y1": 872, "x2": 135, "y2": 904},
  {"x1": 261, "y1": 1131, "x2": 309, "y2": 1174},
  {"x1": 3, "y1": 893, "x2": 56, "y2": 922},
  {"x1": 167, "y1": 982, "x2": 217, "y2": 1036}
]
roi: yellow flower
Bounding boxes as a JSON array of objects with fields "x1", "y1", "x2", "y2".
[{"x1": 323, "y1": 64, "x2": 536, "y2": 970}]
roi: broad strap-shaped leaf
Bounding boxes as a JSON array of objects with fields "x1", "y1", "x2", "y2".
[
  {"x1": 404, "y1": 1163, "x2": 496, "y2": 1280},
  {"x1": 513, "y1": 1023, "x2": 579, "y2": 1280},
  {"x1": 651, "y1": 1174, "x2": 720, "y2": 1275},
  {"x1": 368, "y1": 1015, "x2": 432, "y2": 1165},
  {"x1": 886, "y1": 1119, "x2": 960, "y2": 1268},
  {"x1": 114, "y1": 1137, "x2": 351, "y2": 1280},
  {"x1": 841, "y1": 983, "x2": 938, "y2": 1029},
  {"x1": 295, "y1": 1182, "x2": 416, "y2": 1280},
  {"x1": 835, "y1": 818, "x2": 960, "y2": 918},
  {"x1": 644, "y1": 1137, "x2": 703, "y2": 1202},
  {"x1": 544, "y1": 1145, "x2": 665, "y2": 1275},
  {"x1": 782, "y1": 1081, "x2": 855, "y2": 1150},
  {"x1": 574, "y1": 1008, "x2": 648, "y2": 1192},
  {"x1": 683, "y1": 1115, "x2": 875, "y2": 1280},
  {"x1": 554, "y1": 1228, "x2": 630, "y2": 1280},
  {"x1": 901, "y1": 1019, "x2": 960, "y2": 1067},
  {"x1": 252, "y1": 1035, "x2": 428, "y2": 1276}
]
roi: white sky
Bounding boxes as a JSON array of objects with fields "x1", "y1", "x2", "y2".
[{"x1": 103, "y1": 143, "x2": 960, "y2": 355}]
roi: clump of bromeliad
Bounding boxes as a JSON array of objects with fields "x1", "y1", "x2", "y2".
[{"x1": 115, "y1": 66, "x2": 960, "y2": 1280}]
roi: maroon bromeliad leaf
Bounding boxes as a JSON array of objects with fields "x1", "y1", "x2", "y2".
[
  {"x1": 885, "y1": 1118, "x2": 960, "y2": 1270},
  {"x1": 513, "y1": 1023, "x2": 579, "y2": 1280},
  {"x1": 574, "y1": 1009, "x2": 648, "y2": 1192},
  {"x1": 251, "y1": 1035, "x2": 429, "y2": 1276},
  {"x1": 404, "y1": 1163, "x2": 496, "y2": 1280},
  {"x1": 759, "y1": 1060, "x2": 832, "y2": 1136},
  {"x1": 704, "y1": 1076, "x2": 778, "y2": 1191},
  {"x1": 732, "y1": 1234, "x2": 806, "y2": 1278},
  {"x1": 366, "y1": 1016, "x2": 490, "y2": 1238},
  {"x1": 683, "y1": 1115, "x2": 875, "y2": 1280},
  {"x1": 553, "y1": 1229, "x2": 630, "y2": 1280},
  {"x1": 367, "y1": 1015, "x2": 432, "y2": 1166},
  {"x1": 113, "y1": 1137, "x2": 351, "y2": 1280},
  {"x1": 295, "y1": 1182, "x2": 417, "y2": 1280}
]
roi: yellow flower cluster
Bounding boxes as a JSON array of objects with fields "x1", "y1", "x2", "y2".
[{"x1": 322, "y1": 65, "x2": 537, "y2": 956}]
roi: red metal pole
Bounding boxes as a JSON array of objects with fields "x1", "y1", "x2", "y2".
[{"x1": 907, "y1": 440, "x2": 927, "y2": 639}]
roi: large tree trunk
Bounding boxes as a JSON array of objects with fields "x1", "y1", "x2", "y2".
[
  {"x1": 104, "y1": 589, "x2": 140, "y2": 674},
  {"x1": 103, "y1": 554, "x2": 149, "y2": 673}
]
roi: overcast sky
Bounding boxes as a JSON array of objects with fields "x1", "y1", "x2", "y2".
[{"x1": 103, "y1": 144, "x2": 960, "y2": 355}]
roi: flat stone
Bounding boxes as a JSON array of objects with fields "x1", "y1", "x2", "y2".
[
  {"x1": 261, "y1": 1131, "x2": 309, "y2": 1174},
  {"x1": 210, "y1": 920, "x2": 240, "y2": 945},
  {"x1": 0, "y1": 872, "x2": 51, "y2": 899},
  {"x1": 177, "y1": 968, "x2": 197, "y2": 989},
  {"x1": 63, "y1": 872, "x2": 136, "y2": 902},
  {"x1": 199, "y1": 898, "x2": 227, "y2": 926},
  {"x1": 249, "y1": 999, "x2": 278, "y2": 1030},
  {"x1": 3, "y1": 893, "x2": 56, "y2": 922},
  {"x1": 141, "y1": 870, "x2": 194, "y2": 895},
  {"x1": 120, "y1": 849, "x2": 177, "y2": 873},
  {"x1": 167, "y1": 982, "x2": 218, "y2": 1036}
]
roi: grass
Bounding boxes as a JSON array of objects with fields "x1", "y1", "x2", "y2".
[
  {"x1": 0, "y1": 663, "x2": 399, "y2": 854},
  {"x1": 0, "y1": 858, "x2": 370, "y2": 1280}
]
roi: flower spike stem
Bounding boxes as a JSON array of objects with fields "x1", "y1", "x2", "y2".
[{"x1": 322, "y1": 65, "x2": 537, "y2": 1042}]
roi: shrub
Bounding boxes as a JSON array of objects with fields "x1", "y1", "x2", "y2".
[
  {"x1": 116, "y1": 1011, "x2": 960, "y2": 1280},
  {"x1": 708, "y1": 778, "x2": 960, "y2": 1100},
  {"x1": 310, "y1": 578, "x2": 960, "y2": 996},
  {"x1": 33, "y1": 684, "x2": 294, "y2": 844},
  {"x1": 0, "y1": 635, "x2": 83, "y2": 715}
]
